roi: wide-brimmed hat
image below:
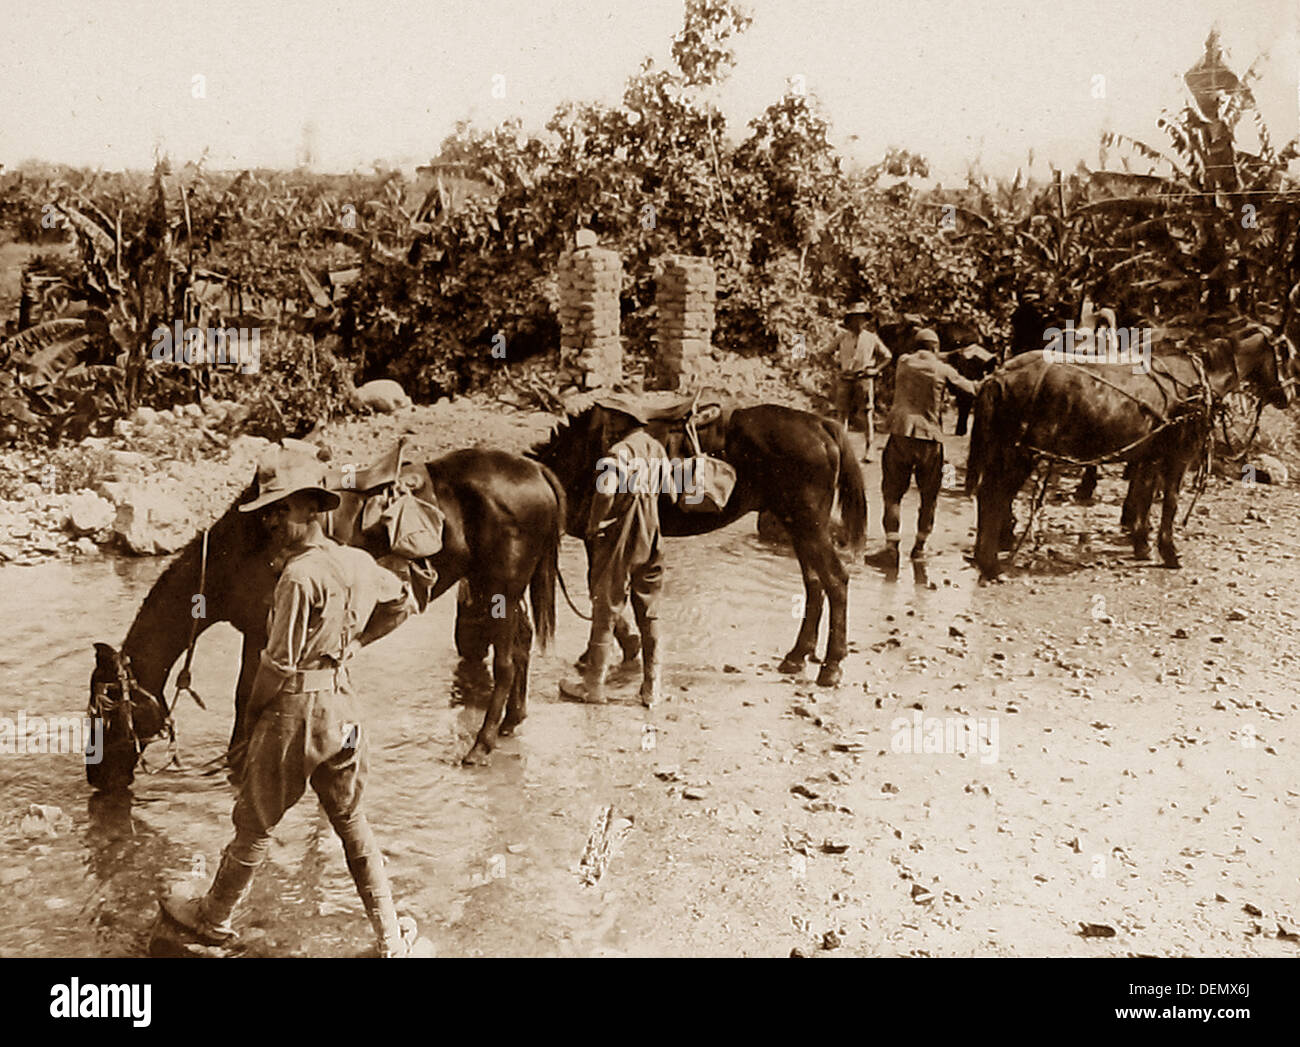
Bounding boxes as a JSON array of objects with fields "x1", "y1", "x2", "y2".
[
  {"x1": 914, "y1": 328, "x2": 941, "y2": 348},
  {"x1": 239, "y1": 450, "x2": 342, "y2": 514},
  {"x1": 843, "y1": 302, "x2": 874, "y2": 321},
  {"x1": 594, "y1": 393, "x2": 650, "y2": 424}
]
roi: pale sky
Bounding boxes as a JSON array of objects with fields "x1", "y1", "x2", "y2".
[{"x1": 0, "y1": 0, "x2": 1295, "y2": 184}]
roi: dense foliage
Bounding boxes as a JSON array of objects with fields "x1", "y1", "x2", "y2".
[{"x1": 1, "y1": 10, "x2": 1296, "y2": 446}]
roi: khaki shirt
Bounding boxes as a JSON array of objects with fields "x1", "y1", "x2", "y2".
[
  {"x1": 830, "y1": 329, "x2": 891, "y2": 374},
  {"x1": 262, "y1": 536, "x2": 410, "y2": 676},
  {"x1": 884, "y1": 350, "x2": 977, "y2": 442}
]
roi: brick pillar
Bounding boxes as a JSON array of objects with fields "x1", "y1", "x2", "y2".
[
  {"x1": 558, "y1": 242, "x2": 623, "y2": 389},
  {"x1": 654, "y1": 255, "x2": 715, "y2": 389}
]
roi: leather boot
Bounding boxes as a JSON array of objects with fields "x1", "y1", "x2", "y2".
[
  {"x1": 560, "y1": 641, "x2": 610, "y2": 704},
  {"x1": 346, "y1": 851, "x2": 402, "y2": 953},
  {"x1": 577, "y1": 619, "x2": 639, "y2": 671},
  {"x1": 638, "y1": 621, "x2": 662, "y2": 708},
  {"x1": 161, "y1": 846, "x2": 257, "y2": 945},
  {"x1": 614, "y1": 615, "x2": 642, "y2": 665}
]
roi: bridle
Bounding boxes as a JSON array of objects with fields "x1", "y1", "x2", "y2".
[
  {"x1": 89, "y1": 651, "x2": 173, "y2": 773},
  {"x1": 91, "y1": 526, "x2": 214, "y2": 775}
]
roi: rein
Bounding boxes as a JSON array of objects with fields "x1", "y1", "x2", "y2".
[{"x1": 171, "y1": 526, "x2": 210, "y2": 714}]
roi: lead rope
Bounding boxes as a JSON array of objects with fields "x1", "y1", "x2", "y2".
[
  {"x1": 141, "y1": 527, "x2": 211, "y2": 773},
  {"x1": 172, "y1": 527, "x2": 209, "y2": 713}
]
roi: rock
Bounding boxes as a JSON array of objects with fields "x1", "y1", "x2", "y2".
[
  {"x1": 790, "y1": 783, "x2": 820, "y2": 800},
  {"x1": 349, "y1": 379, "x2": 412, "y2": 414},
  {"x1": 682, "y1": 786, "x2": 708, "y2": 801},
  {"x1": 1253, "y1": 454, "x2": 1288, "y2": 485},
  {"x1": 0, "y1": 866, "x2": 30, "y2": 886},
  {"x1": 93, "y1": 480, "x2": 134, "y2": 506},
  {"x1": 281, "y1": 437, "x2": 328, "y2": 460},
  {"x1": 575, "y1": 228, "x2": 599, "y2": 249},
  {"x1": 183, "y1": 403, "x2": 203, "y2": 418},
  {"x1": 1078, "y1": 922, "x2": 1116, "y2": 938},
  {"x1": 73, "y1": 537, "x2": 98, "y2": 556},
  {"x1": 1226, "y1": 608, "x2": 1248, "y2": 622},
  {"x1": 133, "y1": 406, "x2": 160, "y2": 426},
  {"x1": 227, "y1": 434, "x2": 271, "y2": 461},
  {"x1": 21, "y1": 803, "x2": 70, "y2": 838},
  {"x1": 63, "y1": 492, "x2": 115, "y2": 536},
  {"x1": 820, "y1": 930, "x2": 842, "y2": 950},
  {"x1": 108, "y1": 449, "x2": 149, "y2": 471},
  {"x1": 112, "y1": 488, "x2": 193, "y2": 555}
]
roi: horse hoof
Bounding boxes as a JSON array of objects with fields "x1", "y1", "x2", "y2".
[
  {"x1": 778, "y1": 655, "x2": 805, "y2": 675},
  {"x1": 1161, "y1": 555, "x2": 1181, "y2": 569},
  {"x1": 815, "y1": 663, "x2": 842, "y2": 688},
  {"x1": 462, "y1": 744, "x2": 492, "y2": 766},
  {"x1": 1133, "y1": 545, "x2": 1151, "y2": 561},
  {"x1": 498, "y1": 716, "x2": 524, "y2": 737}
]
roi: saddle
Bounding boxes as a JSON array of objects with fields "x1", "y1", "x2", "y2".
[
  {"x1": 597, "y1": 393, "x2": 735, "y2": 512},
  {"x1": 330, "y1": 439, "x2": 445, "y2": 610}
]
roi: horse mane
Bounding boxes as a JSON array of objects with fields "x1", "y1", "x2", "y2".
[
  {"x1": 528, "y1": 406, "x2": 596, "y2": 467},
  {"x1": 127, "y1": 480, "x2": 261, "y2": 629}
]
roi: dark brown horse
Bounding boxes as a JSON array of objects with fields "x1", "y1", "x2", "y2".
[
  {"x1": 966, "y1": 325, "x2": 1296, "y2": 580},
  {"x1": 87, "y1": 447, "x2": 564, "y2": 792},
  {"x1": 525, "y1": 402, "x2": 867, "y2": 686}
]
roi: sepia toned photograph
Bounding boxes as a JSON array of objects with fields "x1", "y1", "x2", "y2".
[{"x1": 0, "y1": 0, "x2": 1296, "y2": 1006}]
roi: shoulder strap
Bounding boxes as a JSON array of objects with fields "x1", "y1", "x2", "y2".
[{"x1": 303, "y1": 544, "x2": 355, "y2": 662}]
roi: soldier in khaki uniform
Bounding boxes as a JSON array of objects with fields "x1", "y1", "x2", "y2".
[
  {"x1": 161, "y1": 453, "x2": 431, "y2": 957},
  {"x1": 828, "y1": 302, "x2": 893, "y2": 461},
  {"x1": 865, "y1": 329, "x2": 978, "y2": 572},
  {"x1": 560, "y1": 399, "x2": 672, "y2": 707}
]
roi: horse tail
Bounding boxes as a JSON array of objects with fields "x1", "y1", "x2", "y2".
[
  {"x1": 831, "y1": 420, "x2": 867, "y2": 550},
  {"x1": 529, "y1": 462, "x2": 565, "y2": 651},
  {"x1": 966, "y1": 377, "x2": 1000, "y2": 496}
]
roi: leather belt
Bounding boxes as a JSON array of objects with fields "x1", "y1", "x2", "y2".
[{"x1": 285, "y1": 666, "x2": 345, "y2": 693}]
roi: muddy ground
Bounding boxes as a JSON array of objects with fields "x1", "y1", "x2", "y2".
[{"x1": 4, "y1": 392, "x2": 1299, "y2": 958}]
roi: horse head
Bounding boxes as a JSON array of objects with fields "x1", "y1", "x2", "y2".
[
  {"x1": 86, "y1": 642, "x2": 170, "y2": 792},
  {"x1": 530, "y1": 407, "x2": 607, "y2": 536},
  {"x1": 1250, "y1": 284, "x2": 1300, "y2": 409}
]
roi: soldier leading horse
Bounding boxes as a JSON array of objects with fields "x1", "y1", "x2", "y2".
[
  {"x1": 87, "y1": 447, "x2": 564, "y2": 792},
  {"x1": 529, "y1": 401, "x2": 867, "y2": 687}
]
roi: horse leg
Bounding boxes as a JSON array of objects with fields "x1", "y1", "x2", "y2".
[
  {"x1": 1156, "y1": 462, "x2": 1188, "y2": 568},
  {"x1": 807, "y1": 534, "x2": 849, "y2": 687},
  {"x1": 1127, "y1": 463, "x2": 1159, "y2": 560},
  {"x1": 500, "y1": 600, "x2": 532, "y2": 737},
  {"x1": 955, "y1": 394, "x2": 971, "y2": 437},
  {"x1": 778, "y1": 541, "x2": 824, "y2": 674},
  {"x1": 454, "y1": 580, "x2": 491, "y2": 663},
  {"x1": 975, "y1": 484, "x2": 1010, "y2": 579},
  {"x1": 1119, "y1": 464, "x2": 1140, "y2": 533},
  {"x1": 463, "y1": 597, "x2": 519, "y2": 766},
  {"x1": 1074, "y1": 465, "x2": 1098, "y2": 503},
  {"x1": 997, "y1": 459, "x2": 1035, "y2": 551}
]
